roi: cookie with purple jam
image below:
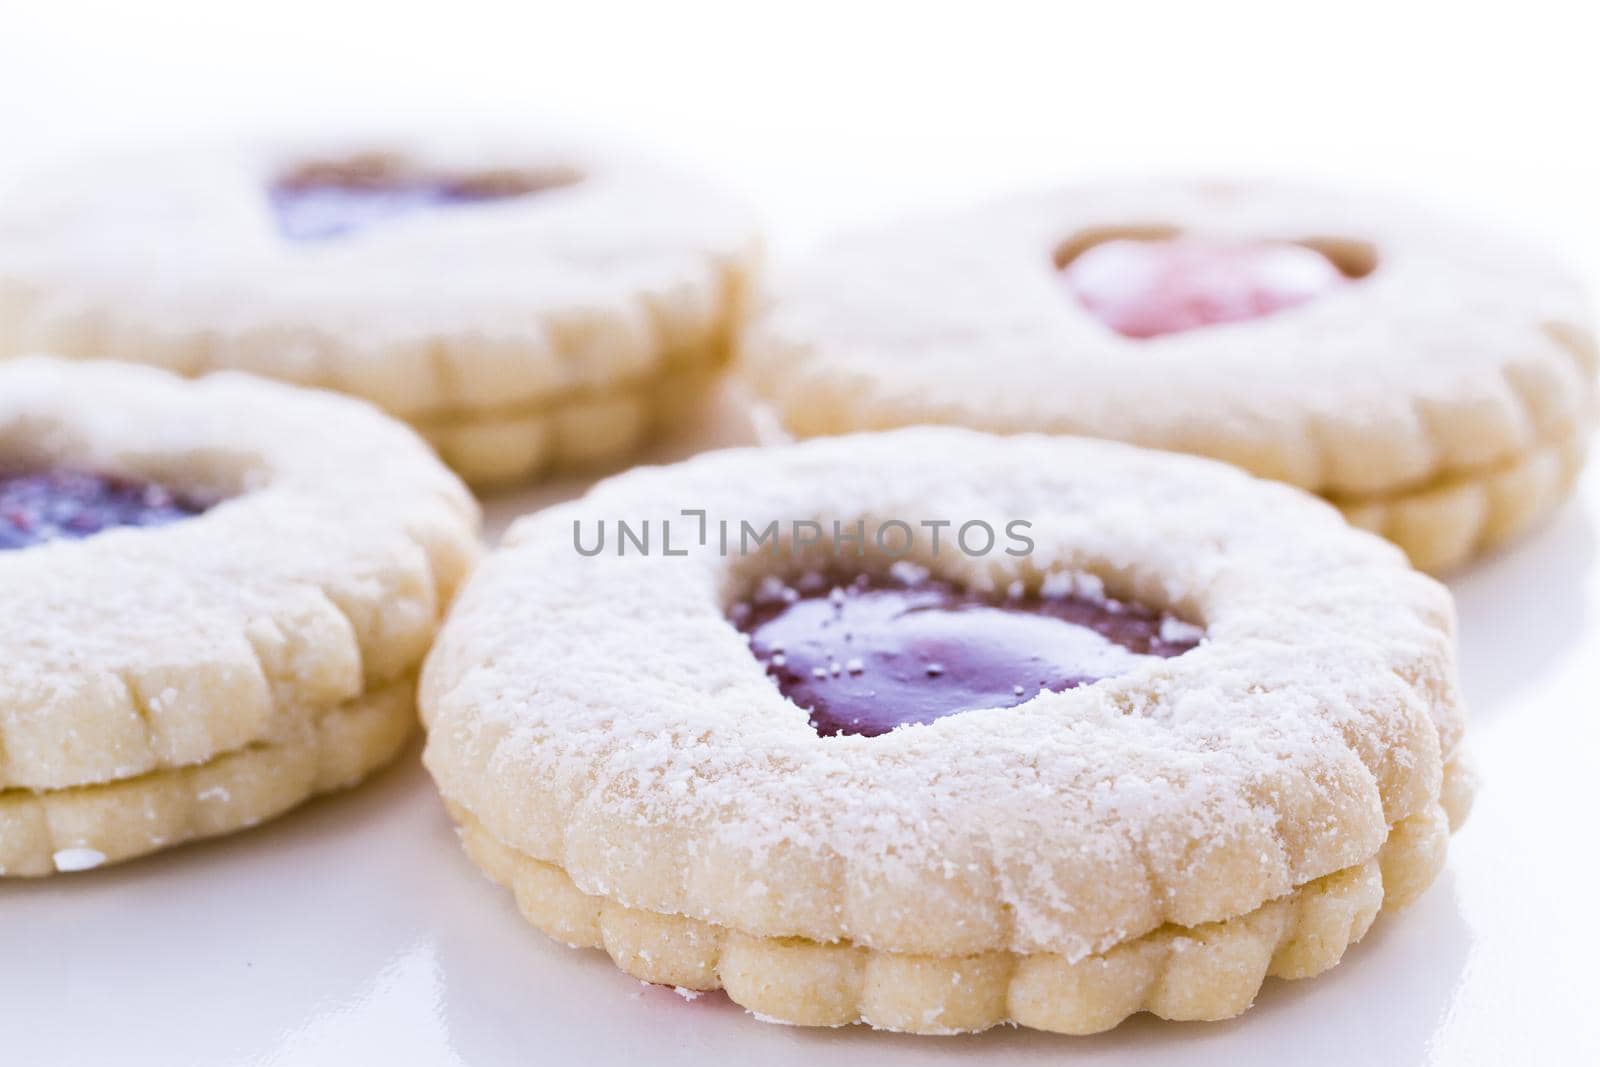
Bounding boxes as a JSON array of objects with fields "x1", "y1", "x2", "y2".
[
  {"x1": 741, "y1": 178, "x2": 1597, "y2": 573},
  {"x1": 420, "y1": 427, "x2": 1472, "y2": 1035},
  {"x1": 0, "y1": 356, "x2": 480, "y2": 876},
  {"x1": 0, "y1": 129, "x2": 759, "y2": 487}
]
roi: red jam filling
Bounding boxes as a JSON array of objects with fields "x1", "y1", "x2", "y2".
[
  {"x1": 1062, "y1": 238, "x2": 1347, "y2": 339},
  {"x1": 731, "y1": 568, "x2": 1201, "y2": 737},
  {"x1": 0, "y1": 470, "x2": 207, "y2": 550},
  {"x1": 269, "y1": 159, "x2": 567, "y2": 242}
]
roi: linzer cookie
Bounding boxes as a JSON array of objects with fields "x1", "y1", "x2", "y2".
[
  {"x1": 742, "y1": 179, "x2": 1597, "y2": 571},
  {"x1": 0, "y1": 130, "x2": 759, "y2": 486},
  {"x1": 420, "y1": 428, "x2": 1473, "y2": 1034},
  {"x1": 0, "y1": 356, "x2": 479, "y2": 875}
]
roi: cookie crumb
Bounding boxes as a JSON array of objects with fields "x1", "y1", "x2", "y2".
[{"x1": 52, "y1": 847, "x2": 107, "y2": 872}]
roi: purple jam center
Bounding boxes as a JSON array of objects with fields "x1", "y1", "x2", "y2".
[
  {"x1": 0, "y1": 470, "x2": 208, "y2": 550},
  {"x1": 731, "y1": 569, "x2": 1201, "y2": 737},
  {"x1": 268, "y1": 162, "x2": 561, "y2": 242}
]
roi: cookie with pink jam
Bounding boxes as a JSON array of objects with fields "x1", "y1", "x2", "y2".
[
  {"x1": 0, "y1": 356, "x2": 480, "y2": 876},
  {"x1": 742, "y1": 179, "x2": 1597, "y2": 572},
  {"x1": 420, "y1": 428, "x2": 1473, "y2": 1035},
  {"x1": 0, "y1": 129, "x2": 759, "y2": 487}
]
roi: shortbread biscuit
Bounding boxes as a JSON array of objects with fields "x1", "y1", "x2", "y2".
[
  {"x1": 0, "y1": 130, "x2": 759, "y2": 486},
  {"x1": 0, "y1": 356, "x2": 480, "y2": 874},
  {"x1": 742, "y1": 180, "x2": 1597, "y2": 571},
  {"x1": 421, "y1": 428, "x2": 1471, "y2": 1034}
]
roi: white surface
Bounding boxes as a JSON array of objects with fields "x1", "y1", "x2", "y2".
[
  {"x1": 2, "y1": 2, "x2": 1599, "y2": 266},
  {"x1": 2, "y1": 4, "x2": 1599, "y2": 1064}
]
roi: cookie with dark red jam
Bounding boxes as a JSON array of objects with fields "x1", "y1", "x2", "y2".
[
  {"x1": 0, "y1": 130, "x2": 757, "y2": 489},
  {"x1": 0, "y1": 356, "x2": 480, "y2": 878},
  {"x1": 0, "y1": 469, "x2": 207, "y2": 550},
  {"x1": 732, "y1": 567, "x2": 1200, "y2": 736},
  {"x1": 420, "y1": 426, "x2": 1474, "y2": 1035}
]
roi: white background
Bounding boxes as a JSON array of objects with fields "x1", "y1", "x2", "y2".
[{"x1": 2, "y1": 3, "x2": 1598, "y2": 1065}]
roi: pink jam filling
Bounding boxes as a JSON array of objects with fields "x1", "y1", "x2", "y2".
[
  {"x1": 731, "y1": 569, "x2": 1201, "y2": 737},
  {"x1": 1062, "y1": 238, "x2": 1347, "y2": 339}
]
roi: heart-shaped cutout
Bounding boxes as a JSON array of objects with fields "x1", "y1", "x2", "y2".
[{"x1": 1061, "y1": 236, "x2": 1358, "y2": 339}]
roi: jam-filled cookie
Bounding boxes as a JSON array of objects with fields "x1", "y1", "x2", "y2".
[
  {"x1": 742, "y1": 179, "x2": 1597, "y2": 572},
  {"x1": 420, "y1": 428, "x2": 1472, "y2": 1035},
  {"x1": 0, "y1": 356, "x2": 479, "y2": 875},
  {"x1": 0, "y1": 130, "x2": 759, "y2": 486}
]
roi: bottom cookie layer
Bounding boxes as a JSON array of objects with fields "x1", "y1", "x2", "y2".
[
  {"x1": 1327, "y1": 419, "x2": 1587, "y2": 573},
  {"x1": 416, "y1": 366, "x2": 720, "y2": 488},
  {"x1": 445, "y1": 783, "x2": 1461, "y2": 1035},
  {"x1": 0, "y1": 679, "x2": 416, "y2": 876}
]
